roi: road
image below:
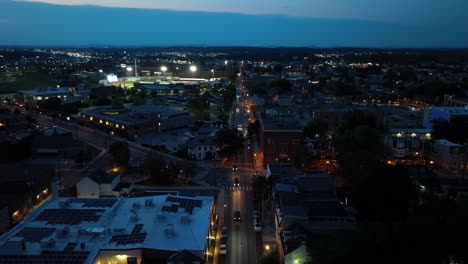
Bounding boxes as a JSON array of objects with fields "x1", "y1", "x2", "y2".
[{"x1": 220, "y1": 67, "x2": 260, "y2": 264}]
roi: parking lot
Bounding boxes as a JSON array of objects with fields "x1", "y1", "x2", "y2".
[{"x1": 136, "y1": 127, "x2": 192, "y2": 152}]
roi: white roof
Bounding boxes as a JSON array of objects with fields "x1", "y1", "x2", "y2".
[{"x1": 0, "y1": 195, "x2": 213, "y2": 263}]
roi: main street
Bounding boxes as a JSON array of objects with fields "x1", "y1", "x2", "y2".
[{"x1": 220, "y1": 67, "x2": 260, "y2": 264}]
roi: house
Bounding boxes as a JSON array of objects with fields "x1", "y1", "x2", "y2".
[
  {"x1": 187, "y1": 136, "x2": 217, "y2": 161},
  {"x1": 76, "y1": 170, "x2": 133, "y2": 198},
  {"x1": 284, "y1": 242, "x2": 310, "y2": 264},
  {"x1": 430, "y1": 139, "x2": 467, "y2": 172}
]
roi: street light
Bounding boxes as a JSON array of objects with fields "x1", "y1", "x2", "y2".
[
  {"x1": 190, "y1": 65, "x2": 197, "y2": 78},
  {"x1": 211, "y1": 69, "x2": 214, "y2": 79},
  {"x1": 161, "y1": 66, "x2": 167, "y2": 81}
]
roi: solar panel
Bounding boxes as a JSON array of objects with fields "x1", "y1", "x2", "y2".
[
  {"x1": 67, "y1": 198, "x2": 117, "y2": 208},
  {"x1": 34, "y1": 209, "x2": 104, "y2": 225},
  {"x1": 163, "y1": 196, "x2": 203, "y2": 215},
  {"x1": 110, "y1": 224, "x2": 147, "y2": 246},
  {"x1": 14, "y1": 227, "x2": 56, "y2": 243}
]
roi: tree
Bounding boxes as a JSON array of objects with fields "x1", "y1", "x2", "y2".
[
  {"x1": 215, "y1": 128, "x2": 244, "y2": 158},
  {"x1": 274, "y1": 78, "x2": 292, "y2": 92},
  {"x1": 111, "y1": 96, "x2": 124, "y2": 107},
  {"x1": 432, "y1": 116, "x2": 468, "y2": 144},
  {"x1": 247, "y1": 120, "x2": 260, "y2": 138},
  {"x1": 40, "y1": 97, "x2": 62, "y2": 112},
  {"x1": 304, "y1": 119, "x2": 328, "y2": 139},
  {"x1": 143, "y1": 155, "x2": 177, "y2": 184},
  {"x1": 93, "y1": 96, "x2": 111, "y2": 106},
  {"x1": 131, "y1": 94, "x2": 144, "y2": 105},
  {"x1": 108, "y1": 141, "x2": 130, "y2": 168}
]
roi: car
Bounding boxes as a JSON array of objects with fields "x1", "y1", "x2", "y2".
[
  {"x1": 253, "y1": 210, "x2": 261, "y2": 219},
  {"x1": 221, "y1": 226, "x2": 228, "y2": 239},
  {"x1": 234, "y1": 211, "x2": 241, "y2": 221},
  {"x1": 232, "y1": 164, "x2": 238, "y2": 172},
  {"x1": 233, "y1": 177, "x2": 240, "y2": 187},
  {"x1": 254, "y1": 218, "x2": 262, "y2": 232},
  {"x1": 220, "y1": 244, "x2": 227, "y2": 255}
]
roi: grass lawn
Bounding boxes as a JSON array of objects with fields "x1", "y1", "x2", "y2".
[{"x1": 0, "y1": 71, "x2": 55, "y2": 93}]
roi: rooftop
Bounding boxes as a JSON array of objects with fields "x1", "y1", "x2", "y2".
[
  {"x1": 20, "y1": 87, "x2": 73, "y2": 96},
  {"x1": 0, "y1": 195, "x2": 213, "y2": 263},
  {"x1": 261, "y1": 116, "x2": 303, "y2": 131}
]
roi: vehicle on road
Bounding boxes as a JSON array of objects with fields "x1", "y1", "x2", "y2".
[
  {"x1": 234, "y1": 210, "x2": 241, "y2": 221},
  {"x1": 254, "y1": 218, "x2": 262, "y2": 232},
  {"x1": 221, "y1": 226, "x2": 228, "y2": 239},
  {"x1": 232, "y1": 164, "x2": 238, "y2": 172},
  {"x1": 253, "y1": 210, "x2": 261, "y2": 219},
  {"x1": 233, "y1": 177, "x2": 240, "y2": 187},
  {"x1": 220, "y1": 243, "x2": 227, "y2": 255}
]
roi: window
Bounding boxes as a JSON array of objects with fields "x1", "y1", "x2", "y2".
[
  {"x1": 198, "y1": 146, "x2": 201, "y2": 151},
  {"x1": 127, "y1": 257, "x2": 137, "y2": 264}
]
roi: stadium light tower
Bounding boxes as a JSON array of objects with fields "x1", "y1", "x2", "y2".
[
  {"x1": 224, "y1": 60, "x2": 228, "y2": 78},
  {"x1": 161, "y1": 66, "x2": 167, "y2": 81},
  {"x1": 190, "y1": 65, "x2": 197, "y2": 78}
]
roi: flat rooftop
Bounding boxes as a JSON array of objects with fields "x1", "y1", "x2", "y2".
[
  {"x1": 20, "y1": 87, "x2": 73, "y2": 96},
  {"x1": 261, "y1": 116, "x2": 303, "y2": 131},
  {"x1": 431, "y1": 106, "x2": 468, "y2": 115},
  {"x1": 0, "y1": 195, "x2": 213, "y2": 264}
]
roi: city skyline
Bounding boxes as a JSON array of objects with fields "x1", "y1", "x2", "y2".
[{"x1": 0, "y1": 0, "x2": 467, "y2": 47}]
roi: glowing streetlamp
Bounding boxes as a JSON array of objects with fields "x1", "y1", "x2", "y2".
[
  {"x1": 190, "y1": 65, "x2": 197, "y2": 78},
  {"x1": 211, "y1": 69, "x2": 214, "y2": 78}
]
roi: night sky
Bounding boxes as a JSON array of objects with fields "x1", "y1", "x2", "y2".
[{"x1": 0, "y1": 0, "x2": 467, "y2": 47}]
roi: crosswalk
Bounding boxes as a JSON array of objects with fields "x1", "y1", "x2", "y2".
[{"x1": 220, "y1": 185, "x2": 252, "y2": 191}]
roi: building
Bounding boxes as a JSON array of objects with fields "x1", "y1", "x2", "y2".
[
  {"x1": 0, "y1": 164, "x2": 55, "y2": 225},
  {"x1": 259, "y1": 116, "x2": 303, "y2": 165},
  {"x1": 0, "y1": 195, "x2": 214, "y2": 264},
  {"x1": 266, "y1": 164, "x2": 298, "y2": 182},
  {"x1": 430, "y1": 139, "x2": 467, "y2": 172},
  {"x1": 76, "y1": 171, "x2": 133, "y2": 198},
  {"x1": 187, "y1": 135, "x2": 217, "y2": 161},
  {"x1": 0, "y1": 112, "x2": 29, "y2": 131},
  {"x1": 272, "y1": 172, "x2": 354, "y2": 263},
  {"x1": 16, "y1": 87, "x2": 74, "y2": 107},
  {"x1": 79, "y1": 105, "x2": 194, "y2": 138},
  {"x1": 423, "y1": 106, "x2": 468, "y2": 129},
  {"x1": 384, "y1": 129, "x2": 432, "y2": 165},
  {"x1": 310, "y1": 106, "x2": 385, "y2": 132}
]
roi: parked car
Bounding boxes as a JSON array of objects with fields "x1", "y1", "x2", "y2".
[
  {"x1": 221, "y1": 226, "x2": 228, "y2": 239},
  {"x1": 232, "y1": 164, "x2": 238, "y2": 172},
  {"x1": 220, "y1": 244, "x2": 227, "y2": 255}
]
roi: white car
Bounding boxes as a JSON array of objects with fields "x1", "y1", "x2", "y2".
[
  {"x1": 254, "y1": 218, "x2": 262, "y2": 232},
  {"x1": 220, "y1": 243, "x2": 227, "y2": 255}
]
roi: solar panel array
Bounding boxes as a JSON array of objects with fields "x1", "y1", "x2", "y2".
[
  {"x1": 109, "y1": 224, "x2": 147, "y2": 246},
  {"x1": 14, "y1": 228, "x2": 56, "y2": 243},
  {"x1": 162, "y1": 196, "x2": 203, "y2": 215},
  {"x1": 34, "y1": 209, "x2": 104, "y2": 225},
  {"x1": 0, "y1": 250, "x2": 90, "y2": 264},
  {"x1": 68, "y1": 198, "x2": 117, "y2": 208}
]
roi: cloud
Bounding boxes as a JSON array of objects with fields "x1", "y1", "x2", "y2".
[{"x1": 0, "y1": 19, "x2": 9, "y2": 23}]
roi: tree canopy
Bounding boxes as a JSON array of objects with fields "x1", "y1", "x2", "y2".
[
  {"x1": 108, "y1": 141, "x2": 130, "y2": 168},
  {"x1": 215, "y1": 128, "x2": 244, "y2": 158}
]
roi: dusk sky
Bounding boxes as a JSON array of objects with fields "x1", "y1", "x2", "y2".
[{"x1": 0, "y1": 0, "x2": 467, "y2": 47}]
